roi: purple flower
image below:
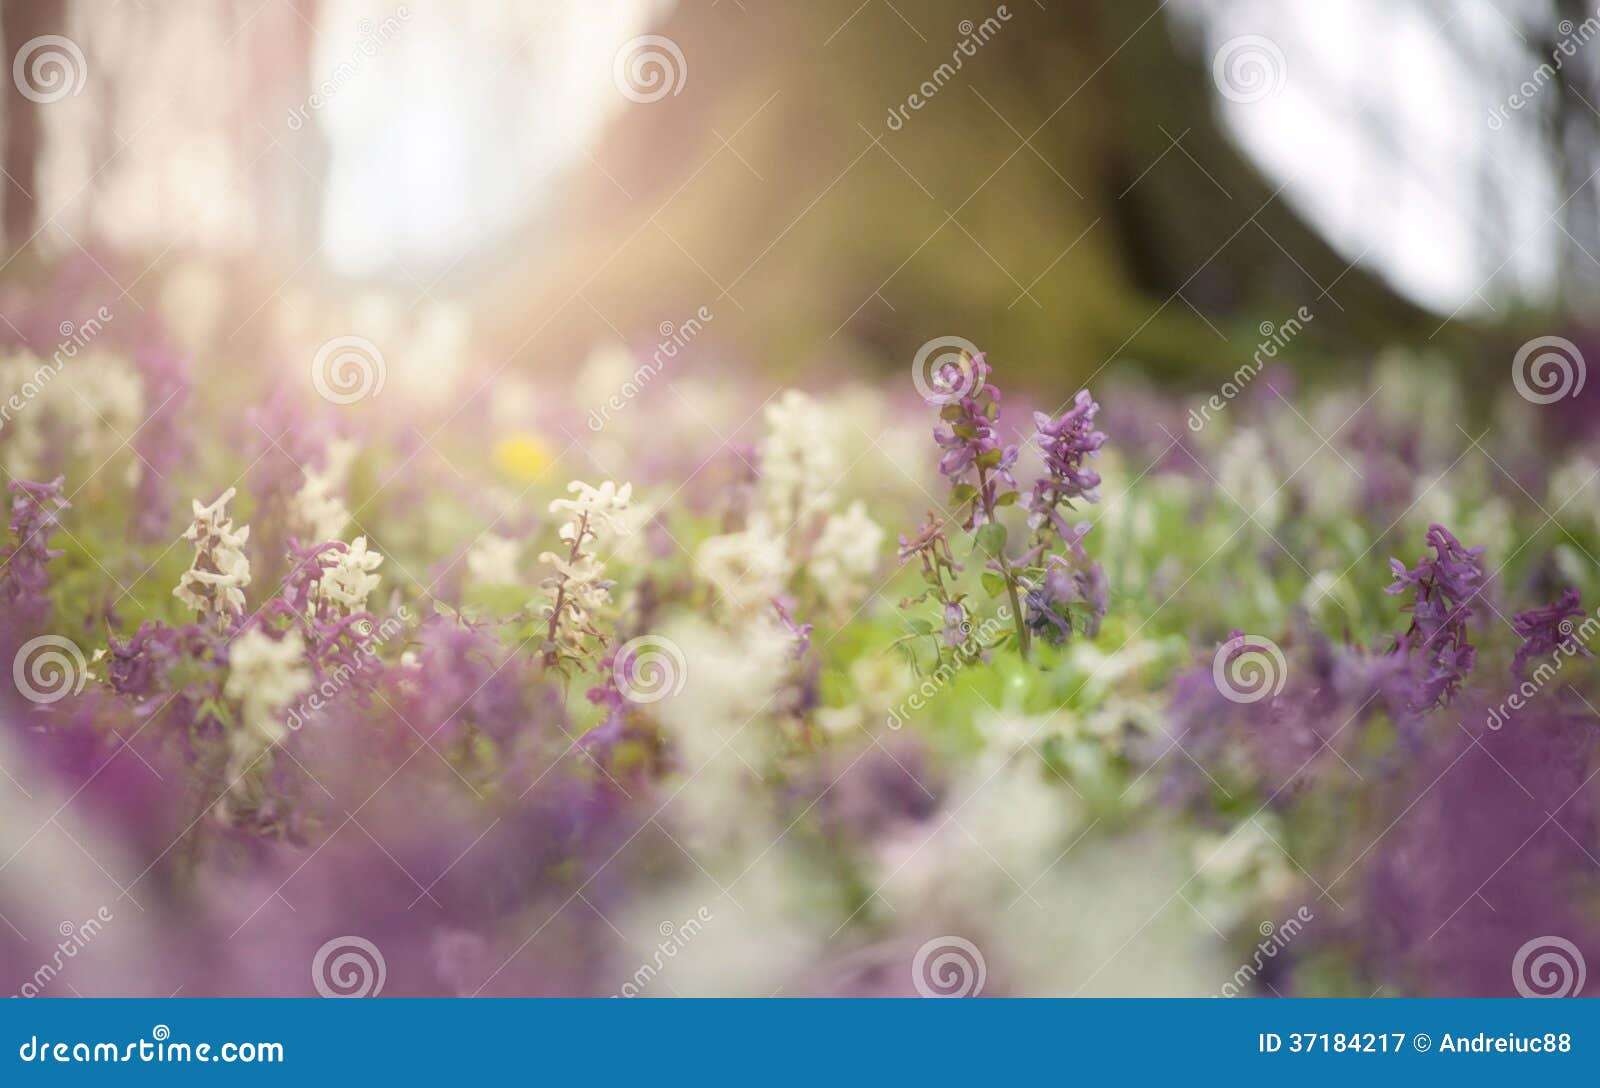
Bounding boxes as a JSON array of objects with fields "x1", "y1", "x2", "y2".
[
  {"x1": 940, "y1": 600, "x2": 968, "y2": 647},
  {"x1": 1510, "y1": 589, "x2": 1589, "y2": 680},
  {"x1": 0, "y1": 477, "x2": 69, "y2": 630},
  {"x1": 1019, "y1": 524, "x2": 1107, "y2": 647},
  {"x1": 108, "y1": 620, "x2": 183, "y2": 698},
  {"x1": 1027, "y1": 389, "x2": 1104, "y2": 540},
  {"x1": 772, "y1": 596, "x2": 813, "y2": 656},
  {"x1": 931, "y1": 353, "x2": 1018, "y2": 528},
  {"x1": 1385, "y1": 524, "x2": 1486, "y2": 709},
  {"x1": 1352, "y1": 699, "x2": 1600, "y2": 996}
]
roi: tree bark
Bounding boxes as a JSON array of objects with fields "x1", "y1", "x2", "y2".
[
  {"x1": 489, "y1": 0, "x2": 1434, "y2": 385},
  {"x1": 1, "y1": 0, "x2": 66, "y2": 251}
]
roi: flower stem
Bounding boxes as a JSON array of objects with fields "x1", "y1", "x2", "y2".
[{"x1": 977, "y1": 465, "x2": 1031, "y2": 662}]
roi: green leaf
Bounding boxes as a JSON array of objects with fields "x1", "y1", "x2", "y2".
[
  {"x1": 949, "y1": 483, "x2": 978, "y2": 505},
  {"x1": 981, "y1": 572, "x2": 1008, "y2": 598},
  {"x1": 976, "y1": 448, "x2": 1002, "y2": 469},
  {"x1": 973, "y1": 521, "x2": 1007, "y2": 559},
  {"x1": 994, "y1": 490, "x2": 1020, "y2": 507}
]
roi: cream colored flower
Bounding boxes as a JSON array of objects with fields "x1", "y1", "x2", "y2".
[
  {"x1": 465, "y1": 533, "x2": 522, "y2": 586},
  {"x1": 809, "y1": 500, "x2": 885, "y2": 610},
  {"x1": 317, "y1": 536, "x2": 383, "y2": 612},
  {"x1": 537, "y1": 551, "x2": 613, "y2": 658},
  {"x1": 290, "y1": 439, "x2": 358, "y2": 543},
  {"x1": 696, "y1": 518, "x2": 789, "y2": 614},
  {"x1": 175, "y1": 487, "x2": 252, "y2": 623},
  {"x1": 759, "y1": 390, "x2": 840, "y2": 525},
  {"x1": 224, "y1": 628, "x2": 312, "y2": 750},
  {"x1": 550, "y1": 479, "x2": 634, "y2": 544}
]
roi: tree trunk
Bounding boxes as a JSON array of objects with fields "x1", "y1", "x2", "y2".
[
  {"x1": 1, "y1": 0, "x2": 66, "y2": 251},
  {"x1": 489, "y1": 0, "x2": 1434, "y2": 386}
]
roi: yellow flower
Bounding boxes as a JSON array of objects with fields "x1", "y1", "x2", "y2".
[{"x1": 492, "y1": 433, "x2": 556, "y2": 482}]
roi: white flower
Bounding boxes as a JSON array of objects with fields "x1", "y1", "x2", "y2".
[
  {"x1": 224, "y1": 628, "x2": 312, "y2": 749},
  {"x1": 809, "y1": 500, "x2": 885, "y2": 610},
  {"x1": 175, "y1": 488, "x2": 252, "y2": 623},
  {"x1": 537, "y1": 551, "x2": 613, "y2": 657},
  {"x1": 1216, "y1": 429, "x2": 1284, "y2": 530},
  {"x1": 290, "y1": 439, "x2": 358, "y2": 543},
  {"x1": 317, "y1": 536, "x2": 384, "y2": 612},
  {"x1": 550, "y1": 479, "x2": 634, "y2": 544},
  {"x1": 465, "y1": 533, "x2": 522, "y2": 586},
  {"x1": 696, "y1": 518, "x2": 790, "y2": 614},
  {"x1": 538, "y1": 480, "x2": 633, "y2": 661},
  {"x1": 1189, "y1": 818, "x2": 1297, "y2": 931},
  {"x1": 291, "y1": 473, "x2": 349, "y2": 544},
  {"x1": 0, "y1": 351, "x2": 144, "y2": 479},
  {"x1": 759, "y1": 391, "x2": 840, "y2": 525}
]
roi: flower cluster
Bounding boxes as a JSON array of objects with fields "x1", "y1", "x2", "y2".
[
  {"x1": 1385, "y1": 523, "x2": 1486, "y2": 708},
  {"x1": 1, "y1": 476, "x2": 68, "y2": 629},
  {"x1": 915, "y1": 351, "x2": 1107, "y2": 660},
  {"x1": 539, "y1": 479, "x2": 632, "y2": 667},
  {"x1": 174, "y1": 487, "x2": 253, "y2": 629},
  {"x1": 1510, "y1": 589, "x2": 1588, "y2": 680},
  {"x1": 5, "y1": 267, "x2": 1600, "y2": 999}
]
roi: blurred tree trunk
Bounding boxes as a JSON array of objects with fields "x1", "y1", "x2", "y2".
[
  {"x1": 0, "y1": 0, "x2": 65, "y2": 250},
  {"x1": 496, "y1": 0, "x2": 1432, "y2": 385}
]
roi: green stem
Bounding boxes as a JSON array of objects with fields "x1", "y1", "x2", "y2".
[{"x1": 976, "y1": 466, "x2": 1031, "y2": 662}]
